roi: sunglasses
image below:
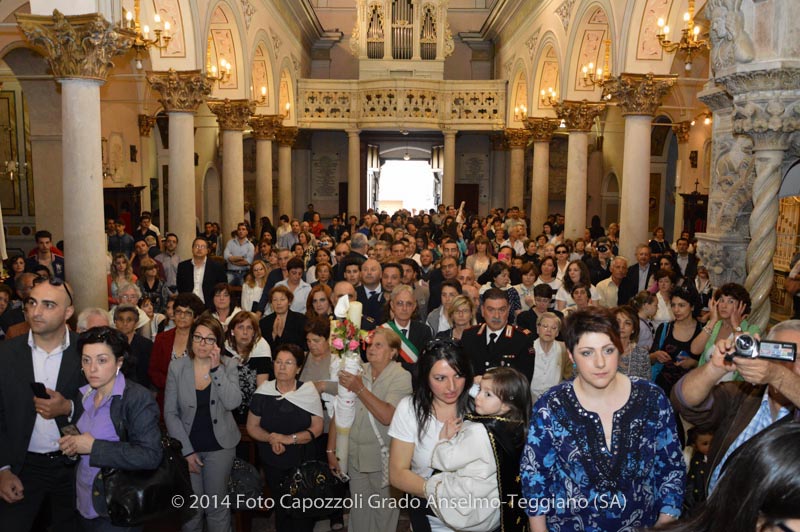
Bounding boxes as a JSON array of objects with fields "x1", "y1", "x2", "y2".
[{"x1": 31, "y1": 276, "x2": 73, "y2": 306}]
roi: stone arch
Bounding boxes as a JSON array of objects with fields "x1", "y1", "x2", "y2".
[
  {"x1": 508, "y1": 61, "x2": 528, "y2": 126},
  {"x1": 204, "y1": 0, "x2": 247, "y2": 97},
  {"x1": 249, "y1": 32, "x2": 278, "y2": 112},
  {"x1": 532, "y1": 33, "x2": 562, "y2": 113},
  {"x1": 565, "y1": 1, "x2": 616, "y2": 100}
]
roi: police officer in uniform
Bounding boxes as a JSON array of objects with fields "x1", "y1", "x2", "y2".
[{"x1": 460, "y1": 288, "x2": 535, "y2": 381}]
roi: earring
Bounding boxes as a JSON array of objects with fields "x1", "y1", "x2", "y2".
[
  {"x1": 572, "y1": 362, "x2": 577, "y2": 374},
  {"x1": 116, "y1": 367, "x2": 120, "y2": 376}
]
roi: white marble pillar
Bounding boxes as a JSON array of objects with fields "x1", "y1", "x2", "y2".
[
  {"x1": 276, "y1": 127, "x2": 298, "y2": 219},
  {"x1": 16, "y1": 11, "x2": 134, "y2": 309},
  {"x1": 442, "y1": 129, "x2": 457, "y2": 207},
  {"x1": 147, "y1": 69, "x2": 212, "y2": 259},
  {"x1": 531, "y1": 141, "x2": 550, "y2": 234},
  {"x1": 249, "y1": 115, "x2": 282, "y2": 225},
  {"x1": 504, "y1": 129, "x2": 529, "y2": 209},
  {"x1": 208, "y1": 99, "x2": 255, "y2": 238},
  {"x1": 347, "y1": 129, "x2": 361, "y2": 218}
]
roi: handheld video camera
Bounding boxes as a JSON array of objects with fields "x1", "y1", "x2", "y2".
[{"x1": 725, "y1": 333, "x2": 797, "y2": 363}]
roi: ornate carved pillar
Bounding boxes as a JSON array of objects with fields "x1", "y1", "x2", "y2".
[
  {"x1": 694, "y1": 84, "x2": 749, "y2": 293},
  {"x1": 208, "y1": 99, "x2": 256, "y2": 238},
  {"x1": 525, "y1": 117, "x2": 560, "y2": 235},
  {"x1": 504, "y1": 128, "x2": 531, "y2": 210},
  {"x1": 138, "y1": 114, "x2": 156, "y2": 211},
  {"x1": 346, "y1": 128, "x2": 361, "y2": 218},
  {"x1": 720, "y1": 70, "x2": 800, "y2": 329},
  {"x1": 602, "y1": 73, "x2": 675, "y2": 260},
  {"x1": 275, "y1": 126, "x2": 299, "y2": 219},
  {"x1": 17, "y1": 10, "x2": 133, "y2": 310},
  {"x1": 147, "y1": 69, "x2": 212, "y2": 259},
  {"x1": 443, "y1": 129, "x2": 457, "y2": 207},
  {"x1": 553, "y1": 100, "x2": 606, "y2": 241},
  {"x1": 249, "y1": 115, "x2": 282, "y2": 225},
  {"x1": 671, "y1": 121, "x2": 691, "y2": 242}
]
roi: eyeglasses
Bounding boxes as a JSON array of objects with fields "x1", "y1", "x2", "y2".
[
  {"x1": 174, "y1": 308, "x2": 194, "y2": 317},
  {"x1": 555, "y1": 250, "x2": 568, "y2": 255},
  {"x1": 274, "y1": 359, "x2": 297, "y2": 366},
  {"x1": 192, "y1": 334, "x2": 217, "y2": 346},
  {"x1": 29, "y1": 276, "x2": 73, "y2": 307}
]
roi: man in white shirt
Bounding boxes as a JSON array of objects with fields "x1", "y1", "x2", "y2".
[{"x1": 597, "y1": 257, "x2": 628, "y2": 308}]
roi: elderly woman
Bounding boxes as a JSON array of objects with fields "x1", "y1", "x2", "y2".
[
  {"x1": 435, "y1": 294, "x2": 476, "y2": 341},
  {"x1": 529, "y1": 311, "x2": 569, "y2": 400},
  {"x1": 211, "y1": 283, "x2": 241, "y2": 331},
  {"x1": 58, "y1": 327, "x2": 162, "y2": 531},
  {"x1": 259, "y1": 285, "x2": 308, "y2": 352},
  {"x1": 330, "y1": 327, "x2": 413, "y2": 531},
  {"x1": 616, "y1": 305, "x2": 652, "y2": 380},
  {"x1": 149, "y1": 293, "x2": 207, "y2": 413},
  {"x1": 224, "y1": 311, "x2": 272, "y2": 425},
  {"x1": 521, "y1": 308, "x2": 684, "y2": 531},
  {"x1": 247, "y1": 344, "x2": 323, "y2": 532},
  {"x1": 165, "y1": 313, "x2": 242, "y2": 532},
  {"x1": 113, "y1": 281, "x2": 153, "y2": 340}
]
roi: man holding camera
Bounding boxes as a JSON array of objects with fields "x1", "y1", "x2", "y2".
[{"x1": 671, "y1": 320, "x2": 800, "y2": 494}]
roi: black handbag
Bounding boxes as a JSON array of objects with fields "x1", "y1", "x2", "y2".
[
  {"x1": 279, "y1": 439, "x2": 343, "y2": 519},
  {"x1": 103, "y1": 436, "x2": 195, "y2": 526},
  {"x1": 227, "y1": 457, "x2": 264, "y2": 510}
]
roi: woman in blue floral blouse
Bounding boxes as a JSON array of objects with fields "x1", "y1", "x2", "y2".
[{"x1": 520, "y1": 307, "x2": 685, "y2": 532}]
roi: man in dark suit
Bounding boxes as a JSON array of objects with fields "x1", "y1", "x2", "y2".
[
  {"x1": 460, "y1": 288, "x2": 535, "y2": 381},
  {"x1": 176, "y1": 237, "x2": 227, "y2": 310},
  {"x1": 674, "y1": 237, "x2": 698, "y2": 282},
  {"x1": 0, "y1": 278, "x2": 84, "y2": 531},
  {"x1": 618, "y1": 243, "x2": 654, "y2": 306},
  {"x1": 381, "y1": 285, "x2": 433, "y2": 387},
  {"x1": 356, "y1": 259, "x2": 385, "y2": 331},
  {"x1": 335, "y1": 234, "x2": 369, "y2": 282}
]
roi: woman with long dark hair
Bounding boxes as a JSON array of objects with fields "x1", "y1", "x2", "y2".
[{"x1": 389, "y1": 339, "x2": 474, "y2": 532}]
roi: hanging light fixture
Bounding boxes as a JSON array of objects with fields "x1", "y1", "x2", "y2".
[
  {"x1": 656, "y1": 0, "x2": 709, "y2": 71},
  {"x1": 120, "y1": 0, "x2": 172, "y2": 70},
  {"x1": 581, "y1": 39, "x2": 611, "y2": 88}
]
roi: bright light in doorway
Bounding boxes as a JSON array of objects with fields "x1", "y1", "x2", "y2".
[{"x1": 377, "y1": 160, "x2": 436, "y2": 213}]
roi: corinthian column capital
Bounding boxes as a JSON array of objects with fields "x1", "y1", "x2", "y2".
[
  {"x1": 248, "y1": 115, "x2": 284, "y2": 140},
  {"x1": 504, "y1": 128, "x2": 531, "y2": 148},
  {"x1": 553, "y1": 100, "x2": 606, "y2": 131},
  {"x1": 525, "y1": 117, "x2": 561, "y2": 142},
  {"x1": 275, "y1": 126, "x2": 299, "y2": 147},
  {"x1": 601, "y1": 72, "x2": 676, "y2": 116},
  {"x1": 208, "y1": 99, "x2": 257, "y2": 131},
  {"x1": 672, "y1": 121, "x2": 692, "y2": 144},
  {"x1": 138, "y1": 114, "x2": 156, "y2": 137},
  {"x1": 16, "y1": 10, "x2": 133, "y2": 81},
  {"x1": 147, "y1": 69, "x2": 212, "y2": 113}
]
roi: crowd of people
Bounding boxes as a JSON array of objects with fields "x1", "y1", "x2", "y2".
[{"x1": 0, "y1": 203, "x2": 798, "y2": 532}]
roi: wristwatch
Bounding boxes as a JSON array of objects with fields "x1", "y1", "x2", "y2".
[{"x1": 292, "y1": 433, "x2": 298, "y2": 444}]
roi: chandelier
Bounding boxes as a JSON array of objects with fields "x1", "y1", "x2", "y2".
[
  {"x1": 206, "y1": 35, "x2": 232, "y2": 84},
  {"x1": 121, "y1": 0, "x2": 172, "y2": 70},
  {"x1": 656, "y1": 0, "x2": 709, "y2": 71}
]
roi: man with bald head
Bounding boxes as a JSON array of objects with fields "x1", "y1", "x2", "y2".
[{"x1": 356, "y1": 259, "x2": 384, "y2": 330}]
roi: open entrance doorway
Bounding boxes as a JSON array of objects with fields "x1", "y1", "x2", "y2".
[{"x1": 376, "y1": 160, "x2": 437, "y2": 214}]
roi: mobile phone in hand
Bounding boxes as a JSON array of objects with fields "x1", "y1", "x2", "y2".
[
  {"x1": 30, "y1": 382, "x2": 50, "y2": 399},
  {"x1": 61, "y1": 424, "x2": 81, "y2": 436}
]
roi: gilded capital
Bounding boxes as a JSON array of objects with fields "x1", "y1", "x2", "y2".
[
  {"x1": 504, "y1": 128, "x2": 531, "y2": 149},
  {"x1": 525, "y1": 117, "x2": 560, "y2": 142},
  {"x1": 138, "y1": 114, "x2": 156, "y2": 137},
  {"x1": 147, "y1": 69, "x2": 212, "y2": 113},
  {"x1": 553, "y1": 100, "x2": 606, "y2": 132},
  {"x1": 248, "y1": 115, "x2": 284, "y2": 140},
  {"x1": 16, "y1": 10, "x2": 134, "y2": 81},
  {"x1": 208, "y1": 99, "x2": 257, "y2": 131},
  {"x1": 601, "y1": 72, "x2": 676, "y2": 116},
  {"x1": 672, "y1": 121, "x2": 692, "y2": 144},
  {"x1": 275, "y1": 126, "x2": 299, "y2": 147}
]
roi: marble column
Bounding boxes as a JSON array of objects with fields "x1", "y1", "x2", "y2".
[
  {"x1": 275, "y1": 126, "x2": 299, "y2": 219},
  {"x1": 138, "y1": 114, "x2": 157, "y2": 212},
  {"x1": 489, "y1": 134, "x2": 507, "y2": 210},
  {"x1": 443, "y1": 129, "x2": 457, "y2": 207},
  {"x1": 347, "y1": 128, "x2": 361, "y2": 218},
  {"x1": 524, "y1": 117, "x2": 560, "y2": 235},
  {"x1": 17, "y1": 11, "x2": 133, "y2": 310},
  {"x1": 504, "y1": 128, "x2": 530, "y2": 209},
  {"x1": 553, "y1": 100, "x2": 606, "y2": 241},
  {"x1": 671, "y1": 121, "x2": 691, "y2": 241},
  {"x1": 147, "y1": 69, "x2": 212, "y2": 259},
  {"x1": 249, "y1": 115, "x2": 283, "y2": 225},
  {"x1": 208, "y1": 99, "x2": 256, "y2": 238},
  {"x1": 603, "y1": 73, "x2": 675, "y2": 261},
  {"x1": 720, "y1": 70, "x2": 800, "y2": 329}
]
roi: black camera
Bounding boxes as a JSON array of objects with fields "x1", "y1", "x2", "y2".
[
  {"x1": 596, "y1": 245, "x2": 608, "y2": 253},
  {"x1": 727, "y1": 333, "x2": 797, "y2": 363}
]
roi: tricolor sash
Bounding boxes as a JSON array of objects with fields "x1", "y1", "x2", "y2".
[{"x1": 382, "y1": 321, "x2": 420, "y2": 364}]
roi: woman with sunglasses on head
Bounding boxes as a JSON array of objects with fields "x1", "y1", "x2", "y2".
[
  {"x1": 165, "y1": 313, "x2": 242, "y2": 532},
  {"x1": 148, "y1": 293, "x2": 207, "y2": 414},
  {"x1": 58, "y1": 327, "x2": 162, "y2": 532}
]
